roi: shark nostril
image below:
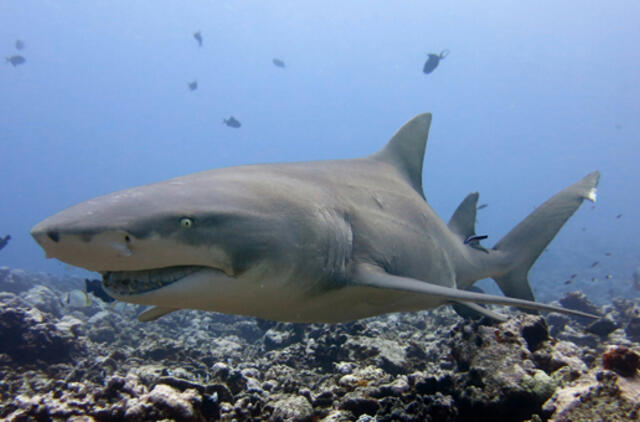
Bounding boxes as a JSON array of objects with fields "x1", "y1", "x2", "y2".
[{"x1": 47, "y1": 231, "x2": 60, "y2": 243}]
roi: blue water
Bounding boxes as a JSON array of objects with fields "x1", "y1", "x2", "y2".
[{"x1": 1, "y1": 1, "x2": 639, "y2": 301}]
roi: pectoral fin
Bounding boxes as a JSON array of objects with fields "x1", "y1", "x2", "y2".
[
  {"x1": 138, "y1": 306, "x2": 179, "y2": 322},
  {"x1": 353, "y1": 263, "x2": 598, "y2": 320}
]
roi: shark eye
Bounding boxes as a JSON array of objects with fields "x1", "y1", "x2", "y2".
[{"x1": 180, "y1": 217, "x2": 194, "y2": 229}]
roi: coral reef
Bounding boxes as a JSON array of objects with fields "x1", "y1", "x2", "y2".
[{"x1": 0, "y1": 269, "x2": 638, "y2": 421}]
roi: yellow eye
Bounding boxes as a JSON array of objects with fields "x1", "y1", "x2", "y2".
[{"x1": 180, "y1": 218, "x2": 193, "y2": 229}]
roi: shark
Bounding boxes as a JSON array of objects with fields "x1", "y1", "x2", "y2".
[{"x1": 31, "y1": 113, "x2": 600, "y2": 323}]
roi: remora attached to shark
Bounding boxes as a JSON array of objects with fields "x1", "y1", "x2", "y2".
[{"x1": 31, "y1": 113, "x2": 601, "y2": 322}]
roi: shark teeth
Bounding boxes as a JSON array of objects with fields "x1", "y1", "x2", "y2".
[{"x1": 102, "y1": 266, "x2": 204, "y2": 295}]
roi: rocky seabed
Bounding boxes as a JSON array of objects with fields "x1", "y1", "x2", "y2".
[{"x1": 1, "y1": 267, "x2": 639, "y2": 421}]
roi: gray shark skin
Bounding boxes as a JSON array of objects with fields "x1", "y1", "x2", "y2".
[{"x1": 31, "y1": 113, "x2": 601, "y2": 322}]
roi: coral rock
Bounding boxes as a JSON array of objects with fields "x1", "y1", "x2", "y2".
[{"x1": 602, "y1": 345, "x2": 640, "y2": 377}]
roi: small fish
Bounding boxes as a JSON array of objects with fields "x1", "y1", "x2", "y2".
[
  {"x1": 570, "y1": 273, "x2": 578, "y2": 279},
  {"x1": 272, "y1": 58, "x2": 285, "y2": 68},
  {"x1": 223, "y1": 116, "x2": 241, "y2": 128},
  {"x1": 6, "y1": 55, "x2": 25, "y2": 66},
  {"x1": 463, "y1": 234, "x2": 488, "y2": 245},
  {"x1": 616, "y1": 214, "x2": 623, "y2": 219},
  {"x1": 477, "y1": 203, "x2": 488, "y2": 210},
  {"x1": 564, "y1": 280, "x2": 572, "y2": 285},
  {"x1": 591, "y1": 277, "x2": 598, "y2": 282},
  {"x1": 591, "y1": 261, "x2": 599, "y2": 268},
  {"x1": 62, "y1": 289, "x2": 92, "y2": 308},
  {"x1": 188, "y1": 80, "x2": 198, "y2": 91},
  {"x1": 606, "y1": 274, "x2": 613, "y2": 280},
  {"x1": 604, "y1": 252, "x2": 612, "y2": 257},
  {"x1": 85, "y1": 278, "x2": 115, "y2": 303},
  {"x1": 15, "y1": 40, "x2": 25, "y2": 50},
  {"x1": 422, "y1": 49, "x2": 449, "y2": 74},
  {"x1": 193, "y1": 31, "x2": 202, "y2": 47},
  {"x1": 0, "y1": 235, "x2": 10, "y2": 251}
]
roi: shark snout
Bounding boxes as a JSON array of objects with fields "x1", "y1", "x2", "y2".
[
  {"x1": 30, "y1": 222, "x2": 61, "y2": 258},
  {"x1": 30, "y1": 216, "x2": 137, "y2": 270}
]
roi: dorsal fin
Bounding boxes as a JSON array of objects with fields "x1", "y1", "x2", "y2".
[
  {"x1": 371, "y1": 113, "x2": 432, "y2": 197},
  {"x1": 448, "y1": 192, "x2": 479, "y2": 238}
]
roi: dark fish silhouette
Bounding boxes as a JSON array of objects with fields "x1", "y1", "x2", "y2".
[
  {"x1": 0, "y1": 235, "x2": 10, "y2": 251},
  {"x1": 6, "y1": 55, "x2": 25, "y2": 66},
  {"x1": 564, "y1": 279, "x2": 572, "y2": 285},
  {"x1": 15, "y1": 40, "x2": 25, "y2": 50},
  {"x1": 477, "y1": 203, "x2": 488, "y2": 210},
  {"x1": 194, "y1": 31, "x2": 202, "y2": 47},
  {"x1": 591, "y1": 261, "x2": 599, "y2": 268},
  {"x1": 616, "y1": 214, "x2": 623, "y2": 219},
  {"x1": 223, "y1": 116, "x2": 241, "y2": 128},
  {"x1": 188, "y1": 80, "x2": 198, "y2": 91},
  {"x1": 85, "y1": 279, "x2": 115, "y2": 303},
  {"x1": 272, "y1": 58, "x2": 285, "y2": 68},
  {"x1": 422, "y1": 49, "x2": 449, "y2": 74}
]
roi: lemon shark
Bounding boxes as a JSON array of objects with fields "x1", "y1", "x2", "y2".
[{"x1": 31, "y1": 113, "x2": 600, "y2": 322}]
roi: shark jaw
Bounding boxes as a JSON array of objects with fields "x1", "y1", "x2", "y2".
[{"x1": 101, "y1": 266, "x2": 210, "y2": 296}]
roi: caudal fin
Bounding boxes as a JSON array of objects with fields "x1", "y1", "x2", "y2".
[{"x1": 492, "y1": 171, "x2": 600, "y2": 301}]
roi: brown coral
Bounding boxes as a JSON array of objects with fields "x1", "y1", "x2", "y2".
[{"x1": 602, "y1": 345, "x2": 640, "y2": 377}]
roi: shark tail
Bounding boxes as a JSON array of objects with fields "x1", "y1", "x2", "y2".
[{"x1": 491, "y1": 171, "x2": 600, "y2": 301}]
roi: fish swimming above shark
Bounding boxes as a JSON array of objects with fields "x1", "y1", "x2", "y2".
[{"x1": 31, "y1": 113, "x2": 601, "y2": 323}]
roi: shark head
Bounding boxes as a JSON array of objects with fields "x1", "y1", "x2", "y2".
[{"x1": 30, "y1": 167, "x2": 340, "y2": 319}]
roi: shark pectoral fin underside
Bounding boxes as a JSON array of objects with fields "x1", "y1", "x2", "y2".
[
  {"x1": 138, "y1": 306, "x2": 180, "y2": 322},
  {"x1": 353, "y1": 263, "x2": 599, "y2": 320}
]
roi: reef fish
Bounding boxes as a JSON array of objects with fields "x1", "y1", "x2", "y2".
[
  {"x1": 193, "y1": 31, "x2": 202, "y2": 47},
  {"x1": 6, "y1": 55, "x2": 25, "y2": 66},
  {"x1": 31, "y1": 113, "x2": 601, "y2": 323},
  {"x1": 272, "y1": 58, "x2": 286, "y2": 68},
  {"x1": 223, "y1": 116, "x2": 241, "y2": 128},
  {"x1": 0, "y1": 235, "x2": 10, "y2": 251},
  {"x1": 423, "y1": 50, "x2": 449, "y2": 74}
]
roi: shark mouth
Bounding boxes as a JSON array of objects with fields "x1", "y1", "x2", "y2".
[{"x1": 102, "y1": 266, "x2": 207, "y2": 295}]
